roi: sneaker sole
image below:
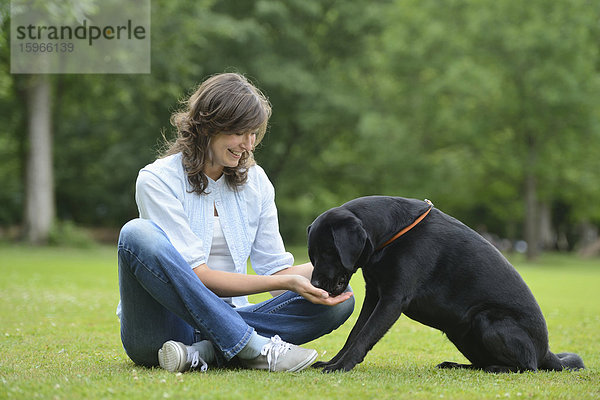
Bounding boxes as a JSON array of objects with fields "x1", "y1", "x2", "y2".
[
  {"x1": 287, "y1": 349, "x2": 318, "y2": 372},
  {"x1": 158, "y1": 341, "x2": 186, "y2": 372}
]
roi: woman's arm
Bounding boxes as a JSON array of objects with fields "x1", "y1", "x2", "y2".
[
  {"x1": 193, "y1": 263, "x2": 352, "y2": 306},
  {"x1": 269, "y1": 262, "x2": 313, "y2": 297},
  {"x1": 136, "y1": 167, "x2": 207, "y2": 268}
]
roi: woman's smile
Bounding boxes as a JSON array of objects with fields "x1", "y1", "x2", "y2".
[
  {"x1": 228, "y1": 149, "x2": 243, "y2": 159},
  {"x1": 205, "y1": 132, "x2": 256, "y2": 180}
]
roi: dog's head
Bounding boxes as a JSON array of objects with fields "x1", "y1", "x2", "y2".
[{"x1": 307, "y1": 208, "x2": 374, "y2": 296}]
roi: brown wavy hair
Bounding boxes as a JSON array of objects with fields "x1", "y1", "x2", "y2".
[{"x1": 163, "y1": 73, "x2": 271, "y2": 194}]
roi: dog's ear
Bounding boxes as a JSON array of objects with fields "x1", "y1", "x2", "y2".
[{"x1": 331, "y1": 217, "x2": 371, "y2": 271}]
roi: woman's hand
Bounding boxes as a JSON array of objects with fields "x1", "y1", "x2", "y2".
[
  {"x1": 193, "y1": 262, "x2": 352, "y2": 306},
  {"x1": 285, "y1": 274, "x2": 353, "y2": 306}
]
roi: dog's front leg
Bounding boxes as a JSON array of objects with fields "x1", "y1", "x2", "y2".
[
  {"x1": 321, "y1": 295, "x2": 404, "y2": 372},
  {"x1": 313, "y1": 282, "x2": 379, "y2": 369}
]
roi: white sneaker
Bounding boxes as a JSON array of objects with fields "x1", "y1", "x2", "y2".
[
  {"x1": 158, "y1": 340, "x2": 208, "y2": 373},
  {"x1": 239, "y1": 335, "x2": 318, "y2": 372}
]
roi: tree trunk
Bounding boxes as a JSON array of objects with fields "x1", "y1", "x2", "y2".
[
  {"x1": 577, "y1": 221, "x2": 599, "y2": 257},
  {"x1": 24, "y1": 75, "x2": 54, "y2": 244},
  {"x1": 524, "y1": 167, "x2": 539, "y2": 260},
  {"x1": 538, "y1": 201, "x2": 554, "y2": 251}
]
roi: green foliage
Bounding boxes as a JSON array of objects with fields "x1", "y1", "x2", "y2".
[
  {"x1": 361, "y1": 0, "x2": 600, "y2": 237},
  {"x1": 47, "y1": 220, "x2": 96, "y2": 248},
  {"x1": 0, "y1": 246, "x2": 599, "y2": 399},
  {"x1": 0, "y1": 3, "x2": 25, "y2": 226},
  {"x1": 0, "y1": 0, "x2": 599, "y2": 247}
]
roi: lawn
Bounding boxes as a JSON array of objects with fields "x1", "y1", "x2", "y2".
[{"x1": 0, "y1": 244, "x2": 599, "y2": 399}]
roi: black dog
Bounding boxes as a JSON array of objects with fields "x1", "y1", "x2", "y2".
[{"x1": 308, "y1": 196, "x2": 585, "y2": 373}]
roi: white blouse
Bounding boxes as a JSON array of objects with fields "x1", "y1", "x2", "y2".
[
  {"x1": 135, "y1": 152, "x2": 294, "y2": 276},
  {"x1": 133, "y1": 153, "x2": 294, "y2": 308}
]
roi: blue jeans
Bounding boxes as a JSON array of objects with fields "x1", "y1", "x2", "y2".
[{"x1": 117, "y1": 219, "x2": 354, "y2": 367}]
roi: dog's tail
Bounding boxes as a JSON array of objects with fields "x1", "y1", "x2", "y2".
[{"x1": 539, "y1": 351, "x2": 585, "y2": 371}]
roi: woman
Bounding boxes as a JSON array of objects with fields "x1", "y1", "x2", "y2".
[{"x1": 117, "y1": 73, "x2": 354, "y2": 373}]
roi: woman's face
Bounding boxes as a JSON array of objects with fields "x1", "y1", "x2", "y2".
[{"x1": 205, "y1": 132, "x2": 256, "y2": 180}]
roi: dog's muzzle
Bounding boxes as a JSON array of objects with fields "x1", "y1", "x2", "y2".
[{"x1": 312, "y1": 272, "x2": 351, "y2": 297}]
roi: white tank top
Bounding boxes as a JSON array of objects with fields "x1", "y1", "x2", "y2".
[
  {"x1": 207, "y1": 216, "x2": 251, "y2": 307},
  {"x1": 207, "y1": 216, "x2": 235, "y2": 274}
]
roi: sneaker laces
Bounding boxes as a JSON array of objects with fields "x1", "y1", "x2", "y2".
[
  {"x1": 261, "y1": 335, "x2": 292, "y2": 372},
  {"x1": 187, "y1": 347, "x2": 208, "y2": 372}
]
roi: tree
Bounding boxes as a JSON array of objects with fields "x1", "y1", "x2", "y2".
[
  {"x1": 6, "y1": 0, "x2": 91, "y2": 243},
  {"x1": 23, "y1": 75, "x2": 54, "y2": 244},
  {"x1": 2, "y1": 0, "x2": 598, "y2": 252},
  {"x1": 368, "y1": 0, "x2": 600, "y2": 258},
  {"x1": 0, "y1": 2, "x2": 25, "y2": 229}
]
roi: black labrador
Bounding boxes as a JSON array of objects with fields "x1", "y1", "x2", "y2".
[{"x1": 308, "y1": 196, "x2": 585, "y2": 373}]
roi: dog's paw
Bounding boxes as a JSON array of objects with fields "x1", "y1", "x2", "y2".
[
  {"x1": 436, "y1": 361, "x2": 462, "y2": 369},
  {"x1": 311, "y1": 361, "x2": 330, "y2": 369},
  {"x1": 321, "y1": 361, "x2": 356, "y2": 373},
  {"x1": 483, "y1": 364, "x2": 519, "y2": 373},
  {"x1": 321, "y1": 364, "x2": 343, "y2": 373}
]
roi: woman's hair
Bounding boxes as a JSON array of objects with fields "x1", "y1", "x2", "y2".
[{"x1": 163, "y1": 72, "x2": 271, "y2": 195}]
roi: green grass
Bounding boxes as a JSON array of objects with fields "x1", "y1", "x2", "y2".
[{"x1": 1, "y1": 244, "x2": 599, "y2": 399}]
